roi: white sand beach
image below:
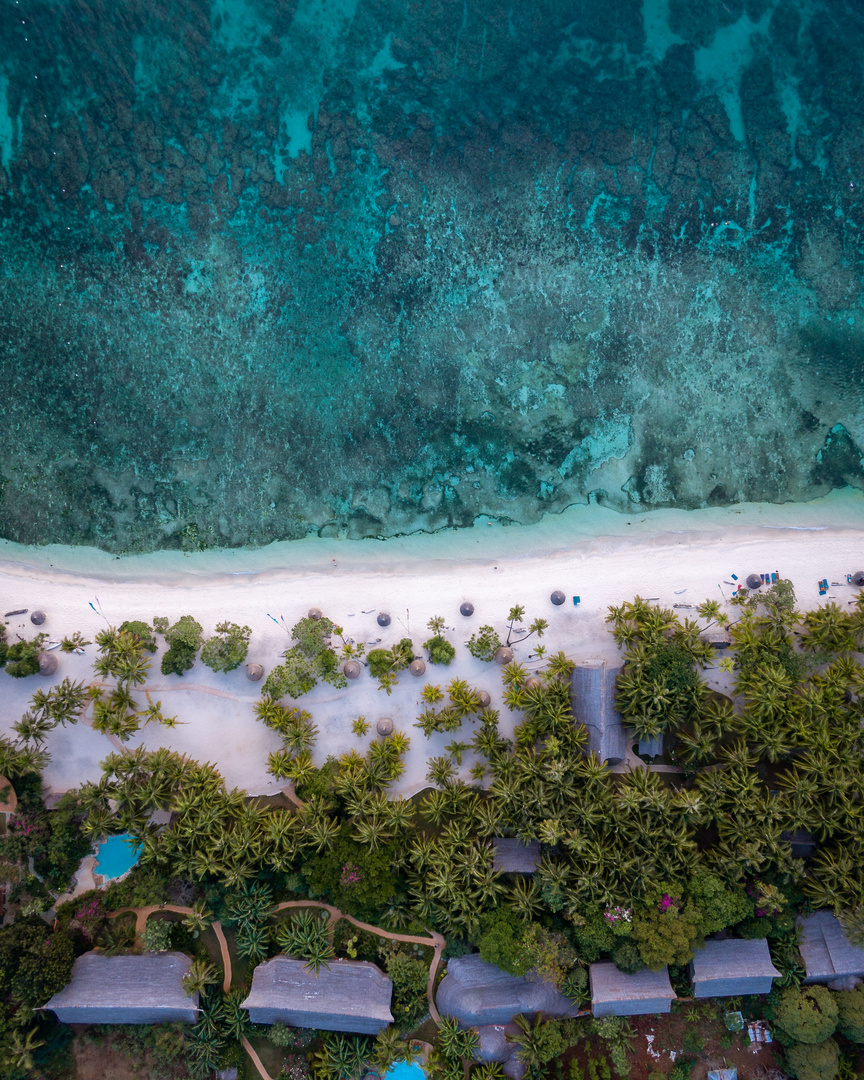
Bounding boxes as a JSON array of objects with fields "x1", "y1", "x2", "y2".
[{"x1": 1, "y1": 489, "x2": 863, "y2": 799}]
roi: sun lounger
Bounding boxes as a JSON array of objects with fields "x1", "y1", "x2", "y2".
[{"x1": 573, "y1": 596, "x2": 580, "y2": 606}]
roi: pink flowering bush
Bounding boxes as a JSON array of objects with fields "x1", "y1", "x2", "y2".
[{"x1": 339, "y1": 863, "x2": 363, "y2": 888}]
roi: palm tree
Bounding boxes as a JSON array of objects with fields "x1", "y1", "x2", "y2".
[
  {"x1": 182, "y1": 958, "x2": 220, "y2": 996},
  {"x1": 427, "y1": 756, "x2": 457, "y2": 788},
  {"x1": 510, "y1": 876, "x2": 542, "y2": 921},
  {"x1": 437, "y1": 1015, "x2": 479, "y2": 1061},
  {"x1": 181, "y1": 899, "x2": 213, "y2": 935},
  {"x1": 371, "y1": 1027, "x2": 409, "y2": 1072},
  {"x1": 4, "y1": 1027, "x2": 45, "y2": 1072}
]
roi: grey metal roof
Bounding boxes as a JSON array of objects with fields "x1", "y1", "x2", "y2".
[
  {"x1": 570, "y1": 662, "x2": 627, "y2": 764},
  {"x1": 798, "y1": 911, "x2": 864, "y2": 983},
  {"x1": 44, "y1": 951, "x2": 198, "y2": 1024},
  {"x1": 492, "y1": 839, "x2": 541, "y2": 874},
  {"x1": 589, "y1": 962, "x2": 675, "y2": 1017},
  {"x1": 241, "y1": 957, "x2": 393, "y2": 1035},
  {"x1": 436, "y1": 954, "x2": 579, "y2": 1028},
  {"x1": 691, "y1": 939, "x2": 780, "y2": 998}
]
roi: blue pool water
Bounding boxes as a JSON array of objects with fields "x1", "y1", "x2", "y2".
[
  {"x1": 95, "y1": 834, "x2": 140, "y2": 881},
  {"x1": 385, "y1": 1061, "x2": 425, "y2": 1080}
]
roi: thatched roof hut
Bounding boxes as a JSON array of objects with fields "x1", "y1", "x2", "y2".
[
  {"x1": 44, "y1": 952, "x2": 198, "y2": 1024},
  {"x1": 745, "y1": 574, "x2": 762, "y2": 590},
  {"x1": 241, "y1": 957, "x2": 393, "y2": 1034},
  {"x1": 377, "y1": 612, "x2": 391, "y2": 627},
  {"x1": 590, "y1": 962, "x2": 675, "y2": 1017},
  {"x1": 246, "y1": 663, "x2": 264, "y2": 681},
  {"x1": 436, "y1": 954, "x2": 578, "y2": 1028},
  {"x1": 550, "y1": 591, "x2": 566, "y2": 606},
  {"x1": 798, "y1": 911, "x2": 864, "y2": 986},
  {"x1": 38, "y1": 652, "x2": 58, "y2": 676},
  {"x1": 570, "y1": 661, "x2": 626, "y2": 764},
  {"x1": 344, "y1": 661, "x2": 362, "y2": 679},
  {"x1": 460, "y1": 602, "x2": 475, "y2": 617},
  {"x1": 492, "y1": 839, "x2": 540, "y2": 874},
  {"x1": 690, "y1": 938, "x2": 780, "y2": 998}
]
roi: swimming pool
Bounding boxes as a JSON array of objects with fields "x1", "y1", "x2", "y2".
[
  {"x1": 385, "y1": 1060, "x2": 425, "y2": 1080},
  {"x1": 94, "y1": 833, "x2": 140, "y2": 881}
]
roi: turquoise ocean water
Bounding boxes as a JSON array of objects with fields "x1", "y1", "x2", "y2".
[{"x1": 0, "y1": 0, "x2": 862, "y2": 553}]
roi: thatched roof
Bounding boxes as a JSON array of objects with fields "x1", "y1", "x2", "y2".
[
  {"x1": 491, "y1": 839, "x2": 540, "y2": 874},
  {"x1": 589, "y1": 962, "x2": 675, "y2": 1017},
  {"x1": 691, "y1": 939, "x2": 780, "y2": 997},
  {"x1": 436, "y1": 954, "x2": 579, "y2": 1028},
  {"x1": 570, "y1": 662, "x2": 627, "y2": 764},
  {"x1": 241, "y1": 957, "x2": 393, "y2": 1034},
  {"x1": 798, "y1": 911, "x2": 864, "y2": 984},
  {"x1": 44, "y1": 951, "x2": 198, "y2": 1024}
]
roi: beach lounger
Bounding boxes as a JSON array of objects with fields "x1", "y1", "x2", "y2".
[
  {"x1": 573, "y1": 596, "x2": 580, "y2": 606},
  {"x1": 771, "y1": 572, "x2": 778, "y2": 583}
]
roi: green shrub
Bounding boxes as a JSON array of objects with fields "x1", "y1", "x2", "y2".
[
  {"x1": 687, "y1": 869, "x2": 753, "y2": 936},
  {"x1": 632, "y1": 907, "x2": 701, "y2": 970},
  {"x1": 0, "y1": 918, "x2": 77, "y2": 1005},
  {"x1": 118, "y1": 620, "x2": 157, "y2": 652},
  {"x1": 467, "y1": 626, "x2": 502, "y2": 662},
  {"x1": 263, "y1": 615, "x2": 346, "y2": 698},
  {"x1": 155, "y1": 615, "x2": 202, "y2": 677},
  {"x1": 611, "y1": 939, "x2": 645, "y2": 975},
  {"x1": 367, "y1": 639, "x2": 414, "y2": 679},
  {"x1": 423, "y1": 635, "x2": 456, "y2": 666},
  {"x1": 835, "y1": 984, "x2": 864, "y2": 1043},
  {"x1": 201, "y1": 622, "x2": 251, "y2": 673},
  {"x1": 784, "y1": 1038, "x2": 840, "y2": 1080},
  {"x1": 5, "y1": 638, "x2": 43, "y2": 678},
  {"x1": 142, "y1": 917, "x2": 173, "y2": 953},
  {"x1": 775, "y1": 986, "x2": 838, "y2": 1044}
]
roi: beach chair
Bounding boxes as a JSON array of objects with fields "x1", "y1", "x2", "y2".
[
  {"x1": 771, "y1": 571, "x2": 778, "y2": 583},
  {"x1": 818, "y1": 578, "x2": 828, "y2": 596},
  {"x1": 573, "y1": 596, "x2": 580, "y2": 606}
]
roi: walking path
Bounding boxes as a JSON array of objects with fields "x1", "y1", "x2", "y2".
[{"x1": 106, "y1": 898, "x2": 447, "y2": 1080}]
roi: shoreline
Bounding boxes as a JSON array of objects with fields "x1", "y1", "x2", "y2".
[
  {"x1": 1, "y1": 488, "x2": 863, "y2": 800},
  {"x1": 0, "y1": 487, "x2": 862, "y2": 585}
]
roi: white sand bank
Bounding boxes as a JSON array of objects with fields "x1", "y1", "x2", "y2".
[{"x1": 1, "y1": 489, "x2": 863, "y2": 799}]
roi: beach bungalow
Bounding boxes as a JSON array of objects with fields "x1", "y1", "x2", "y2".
[
  {"x1": 589, "y1": 962, "x2": 676, "y2": 1017},
  {"x1": 798, "y1": 911, "x2": 864, "y2": 987},
  {"x1": 436, "y1": 954, "x2": 579, "y2": 1028},
  {"x1": 690, "y1": 938, "x2": 780, "y2": 998},
  {"x1": 492, "y1": 839, "x2": 541, "y2": 874},
  {"x1": 44, "y1": 951, "x2": 198, "y2": 1024},
  {"x1": 570, "y1": 661, "x2": 627, "y2": 764},
  {"x1": 241, "y1": 957, "x2": 394, "y2": 1034}
]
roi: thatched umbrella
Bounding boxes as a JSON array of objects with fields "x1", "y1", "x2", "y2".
[
  {"x1": 344, "y1": 660, "x2": 362, "y2": 680},
  {"x1": 409, "y1": 658, "x2": 426, "y2": 677},
  {"x1": 308, "y1": 608, "x2": 322, "y2": 621},
  {"x1": 30, "y1": 610, "x2": 46, "y2": 625},
  {"x1": 377, "y1": 612, "x2": 391, "y2": 627},
  {"x1": 38, "y1": 652, "x2": 58, "y2": 677},
  {"x1": 376, "y1": 718, "x2": 393, "y2": 736},
  {"x1": 460, "y1": 602, "x2": 474, "y2": 617},
  {"x1": 852, "y1": 571, "x2": 864, "y2": 587},
  {"x1": 494, "y1": 646, "x2": 513, "y2": 665},
  {"x1": 745, "y1": 574, "x2": 762, "y2": 590},
  {"x1": 525, "y1": 676, "x2": 542, "y2": 690},
  {"x1": 550, "y1": 591, "x2": 566, "y2": 606},
  {"x1": 246, "y1": 663, "x2": 264, "y2": 682},
  {"x1": 477, "y1": 690, "x2": 491, "y2": 708}
]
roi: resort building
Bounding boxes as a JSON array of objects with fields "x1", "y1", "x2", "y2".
[
  {"x1": 241, "y1": 957, "x2": 394, "y2": 1034},
  {"x1": 570, "y1": 661, "x2": 627, "y2": 764},
  {"x1": 44, "y1": 952, "x2": 199, "y2": 1024},
  {"x1": 798, "y1": 911, "x2": 864, "y2": 986},
  {"x1": 436, "y1": 954, "x2": 579, "y2": 1027},
  {"x1": 690, "y1": 939, "x2": 780, "y2": 998},
  {"x1": 589, "y1": 962, "x2": 676, "y2": 1017},
  {"x1": 491, "y1": 839, "x2": 541, "y2": 874}
]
